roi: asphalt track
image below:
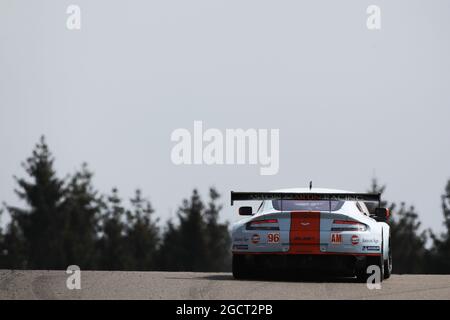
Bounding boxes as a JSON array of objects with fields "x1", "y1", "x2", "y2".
[{"x1": 0, "y1": 270, "x2": 449, "y2": 299}]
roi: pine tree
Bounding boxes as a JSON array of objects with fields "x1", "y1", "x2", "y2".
[
  {"x1": 0, "y1": 217, "x2": 27, "y2": 268},
  {"x1": 97, "y1": 188, "x2": 129, "y2": 270},
  {"x1": 158, "y1": 189, "x2": 208, "y2": 271},
  {"x1": 204, "y1": 188, "x2": 231, "y2": 271},
  {"x1": 157, "y1": 220, "x2": 183, "y2": 270},
  {"x1": 0, "y1": 208, "x2": 4, "y2": 266},
  {"x1": 61, "y1": 163, "x2": 102, "y2": 269},
  {"x1": 390, "y1": 203, "x2": 428, "y2": 273},
  {"x1": 428, "y1": 180, "x2": 450, "y2": 273},
  {"x1": 176, "y1": 189, "x2": 208, "y2": 271},
  {"x1": 158, "y1": 188, "x2": 231, "y2": 271},
  {"x1": 368, "y1": 178, "x2": 427, "y2": 273},
  {"x1": 124, "y1": 189, "x2": 160, "y2": 270},
  {"x1": 4, "y1": 136, "x2": 66, "y2": 269}
]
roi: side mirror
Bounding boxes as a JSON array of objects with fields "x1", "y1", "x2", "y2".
[
  {"x1": 239, "y1": 206, "x2": 253, "y2": 216},
  {"x1": 374, "y1": 207, "x2": 390, "y2": 222}
]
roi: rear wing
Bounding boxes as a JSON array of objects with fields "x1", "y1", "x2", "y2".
[{"x1": 230, "y1": 191, "x2": 381, "y2": 206}]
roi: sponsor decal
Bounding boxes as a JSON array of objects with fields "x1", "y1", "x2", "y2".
[
  {"x1": 351, "y1": 235, "x2": 360, "y2": 245},
  {"x1": 362, "y1": 245, "x2": 380, "y2": 251},
  {"x1": 300, "y1": 222, "x2": 310, "y2": 226},
  {"x1": 232, "y1": 244, "x2": 249, "y2": 250},
  {"x1": 251, "y1": 234, "x2": 260, "y2": 244},
  {"x1": 331, "y1": 233, "x2": 342, "y2": 244},
  {"x1": 233, "y1": 237, "x2": 249, "y2": 242},
  {"x1": 267, "y1": 233, "x2": 280, "y2": 243},
  {"x1": 294, "y1": 236, "x2": 313, "y2": 241},
  {"x1": 362, "y1": 238, "x2": 380, "y2": 244}
]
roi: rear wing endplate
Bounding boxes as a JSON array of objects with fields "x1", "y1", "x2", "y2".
[{"x1": 230, "y1": 191, "x2": 381, "y2": 206}]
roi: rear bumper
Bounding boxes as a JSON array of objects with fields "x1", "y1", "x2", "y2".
[
  {"x1": 232, "y1": 251, "x2": 381, "y2": 256},
  {"x1": 233, "y1": 253, "x2": 375, "y2": 274}
]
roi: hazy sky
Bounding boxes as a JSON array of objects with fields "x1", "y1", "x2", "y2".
[{"x1": 1, "y1": 0, "x2": 449, "y2": 233}]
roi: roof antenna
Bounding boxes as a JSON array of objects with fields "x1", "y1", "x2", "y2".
[{"x1": 309, "y1": 181, "x2": 312, "y2": 190}]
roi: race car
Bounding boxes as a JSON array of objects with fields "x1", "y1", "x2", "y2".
[{"x1": 230, "y1": 188, "x2": 392, "y2": 282}]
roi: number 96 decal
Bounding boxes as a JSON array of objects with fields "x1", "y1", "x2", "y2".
[{"x1": 267, "y1": 233, "x2": 280, "y2": 243}]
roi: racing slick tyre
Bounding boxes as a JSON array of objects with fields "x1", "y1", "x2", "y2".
[
  {"x1": 232, "y1": 254, "x2": 252, "y2": 279},
  {"x1": 356, "y1": 254, "x2": 384, "y2": 283},
  {"x1": 384, "y1": 237, "x2": 392, "y2": 279}
]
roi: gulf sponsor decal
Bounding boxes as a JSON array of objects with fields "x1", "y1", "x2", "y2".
[
  {"x1": 251, "y1": 234, "x2": 260, "y2": 244},
  {"x1": 351, "y1": 235, "x2": 360, "y2": 245},
  {"x1": 330, "y1": 233, "x2": 342, "y2": 244}
]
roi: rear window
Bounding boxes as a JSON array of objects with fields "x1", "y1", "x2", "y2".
[{"x1": 272, "y1": 200, "x2": 344, "y2": 211}]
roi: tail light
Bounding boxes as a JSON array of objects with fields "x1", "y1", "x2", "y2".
[
  {"x1": 331, "y1": 220, "x2": 367, "y2": 231},
  {"x1": 246, "y1": 219, "x2": 279, "y2": 230}
]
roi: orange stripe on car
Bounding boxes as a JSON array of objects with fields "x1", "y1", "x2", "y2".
[{"x1": 288, "y1": 211, "x2": 321, "y2": 254}]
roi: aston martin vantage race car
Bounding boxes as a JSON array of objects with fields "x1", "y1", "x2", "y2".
[{"x1": 230, "y1": 188, "x2": 392, "y2": 282}]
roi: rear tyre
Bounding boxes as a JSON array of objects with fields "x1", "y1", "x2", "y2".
[
  {"x1": 384, "y1": 238, "x2": 392, "y2": 279},
  {"x1": 356, "y1": 254, "x2": 384, "y2": 283},
  {"x1": 232, "y1": 254, "x2": 251, "y2": 279}
]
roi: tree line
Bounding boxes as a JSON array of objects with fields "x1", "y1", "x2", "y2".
[
  {"x1": 368, "y1": 179, "x2": 450, "y2": 273},
  {"x1": 0, "y1": 137, "x2": 230, "y2": 271},
  {"x1": 0, "y1": 137, "x2": 449, "y2": 273}
]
